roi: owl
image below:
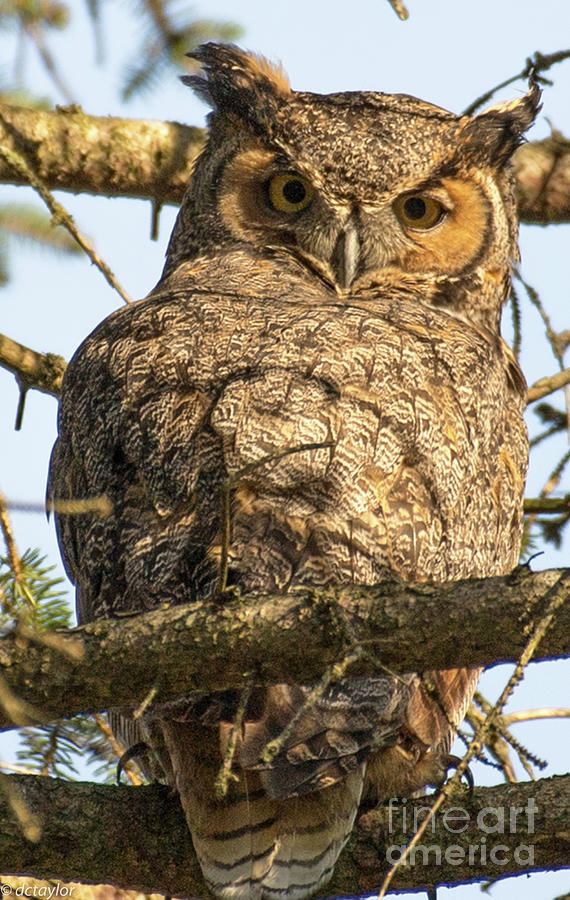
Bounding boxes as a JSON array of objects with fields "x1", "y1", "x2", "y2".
[{"x1": 48, "y1": 44, "x2": 539, "y2": 900}]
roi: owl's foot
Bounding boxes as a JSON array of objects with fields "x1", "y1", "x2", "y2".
[
  {"x1": 116, "y1": 740, "x2": 151, "y2": 784},
  {"x1": 444, "y1": 754, "x2": 474, "y2": 794}
]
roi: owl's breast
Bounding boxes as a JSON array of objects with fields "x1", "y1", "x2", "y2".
[
  {"x1": 52, "y1": 269, "x2": 527, "y2": 612},
  {"x1": 193, "y1": 294, "x2": 527, "y2": 591}
]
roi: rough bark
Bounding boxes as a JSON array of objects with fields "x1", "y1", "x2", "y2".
[
  {"x1": 0, "y1": 568, "x2": 568, "y2": 732},
  {"x1": 2, "y1": 773, "x2": 569, "y2": 896},
  {"x1": 514, "y1": 134, "x2": 570, "y2": 225},
  {"x1": 0, "y1": 104, "x2": 568, "y2": 223},
  {"x1": 0, "y1": 333, "x2": 66, "y2": 397},
  {"x1": 0, "y1": 104, "x2": 202, "y2": 204}
]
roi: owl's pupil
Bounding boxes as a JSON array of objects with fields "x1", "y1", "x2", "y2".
[
  {"x1": 283, "y1": 179, "x2": 306, "y2": 205},
  {"x1": 404, "y1": 197, "x2": 427, "y2": 220}
]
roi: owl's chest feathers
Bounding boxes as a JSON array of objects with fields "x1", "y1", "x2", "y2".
[{"x1": 71, "y1": 281, "x2": 528, "y2": 596}]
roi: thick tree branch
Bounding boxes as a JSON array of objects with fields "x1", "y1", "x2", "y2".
[
  {"x1": 0, "y1": 104, "x2": 201, "y2": 203},
  {"x1": 0, "y1": 104, "x2": 568, "y2": 223},
  {"x1": 514, "y1": 135, "x2": 570, "y2": 225},
  {"x1": 2, "y1": 773, "x2": 569, "y2": 896},
  {"x1": 0, "y1": 568, "x2": 568, "y2": 732}
]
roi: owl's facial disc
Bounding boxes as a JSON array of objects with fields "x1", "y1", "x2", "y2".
[
  {"x1": 219, "y1": 148, "x2": 368, "y2": 291},
  {"x1": 218, "y1": 145, "x2": 495, "y2": 294}
]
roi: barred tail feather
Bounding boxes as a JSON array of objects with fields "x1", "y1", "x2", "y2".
[
  {"x1": 161, "y1": 720, "x2": 363, "y2": 900},
  {"x1": 191, "y1": 774, "x2": 362, "y2": 900}
]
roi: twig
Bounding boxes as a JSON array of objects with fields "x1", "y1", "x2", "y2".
[
  {"x1": 527, "y1": 367, "x2": 570, "y2": 404},
  {"x1": 509, "y1": 283, "x2": 522, "y2": 361},
  {"x1": 524, "y1": 496, "x2": 570, "y2": 514},
  {"x1": 466, "y1": 705, "x2": 517, "y2": 782},
  {"x1": 537, "y1": 452, "x2": 570, "y2": 514},
  {"x1": 462, "y1": 48, "x2": 570, "y2": 116},
  {"x1": 503, "y1": 707, "x2": 570, "y2": 725},
  {"x1": 214, "y1": 674, "x2": 255, "y2": 798},
  {"x1": 472, "y1": 693, "x2": 547, "y2": 778},
  {"x1": 516, "y1": 271, "x2": 570, "y2": 440},
  {"x1": 0, "y1": 672, "x2": 45, "y2": 727},
  {"x1": 45, "y1": 495, "x2": 113, "y2": 518},
  {"x1": 133, "y1": 680, "x2": 162, "y2": 720},
  {"x1": 0, "y1": 770, "x2": 41, "y2": 842},
  {"x1": 260, "y1": 649, "x2": 362, "y2": 767},
  {"x1": 377, "y1": 568, "x2": 570, "y2": 898},
  {"x1": 0, "y1": 139, "x2": 132, "y2": 305},
  {"x1": 94, "y1": 713, "x2": 143, "y2": 786},
  {"x1": 0, "y1": 332, "x2": 66, "y2": 398},
  {"x1": 385, "y1": 0, "x2": 409, "y2": 20},
  {"x1": 0, "y1": 487, "x2": 23, "y2": 585},
  {"x1": 530, "y1": 421, "x2": 566, "y2": 450},
  {"x1": 5, "y1": 495, "x2": 111, "y2": 518},
  {"x1": 0, "y1": 760, "x2": 38, "y2": 776},
  {"x1": 25, "y1": 21, "x2": 76, "y2": 105},
  {"x1": 15, "y1": 623, "x2": 84, "y2": 664},
  {"x1": 5, "y1": 496, "x2": 111, "y2": 517}
]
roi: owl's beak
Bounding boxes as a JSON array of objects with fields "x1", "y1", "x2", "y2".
[{"x1": 332, "y1": 223, "x2": 360, "y2": 290}]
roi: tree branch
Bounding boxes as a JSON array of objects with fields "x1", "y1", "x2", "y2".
[
  {"x1": 0, "y1": 103, "x2": 202, "y2": 204},
  {"x1": 2, "y1": 773, "x2": 569, "y2": 896},
  {"x1": 0, "y1": 104, "x2": 568, "y2": 224},
  {"x1": 526, "y1": 366, "x2": 570, "y2": 403},
  {"x1": 514, "y1": 135, "x2": 570, "y2": 225},
  {"x1": 524, "y1": 496, "x2": 570, "y2": 514},
  {"x1": 0, "y1": 332, "x2": 65, "y2": 398},
  {"x1": 0, "y1": 568, "x2": 568, "y2": 732}
]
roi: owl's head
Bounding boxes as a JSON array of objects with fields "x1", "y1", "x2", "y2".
[{"x1": 164, "y1": 44, "x2": 540, "y2": 331}]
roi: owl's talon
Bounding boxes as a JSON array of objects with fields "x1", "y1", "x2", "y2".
[
  {"x1": 445, "y1": 754, "x2": 474, "y2": 794},
  {"x1": 116, "y1": 741, "x2": 149, "y2": 784}
]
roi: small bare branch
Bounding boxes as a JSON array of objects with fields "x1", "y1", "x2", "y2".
[
  {"x1": 0, "y1": 332, "x2": 66, "y2": 399},
  {"x1": 462, "y1": 49, "x2": 570, "y2": 116},
  {"x1": 385, "y1": 0, "x2": 409, "y2": 20},
  {"x1": 0, "y1": 488, "x2": 23, "y2": 587},
  {"x1": 502, "y1": 707, "x2": 570, "y2": 726},
  {"x1": 93, "y1": 713, "x2": 142, "y2": 787},
  {"x1": 524, "y1": 496, "x2": 570, "y2": 514},
  {"x1": 214, "y1": 674, "x2": 254, "y2": 798},
  {"x1": 527, "y1": 367, "x2": 570, "y2": 404},
  {"x1": 0, "y1": 771, "x2": 41, "y2": 844},
  {"x1": 0, "y1": 138, "x2": 132, "y2": 305}
]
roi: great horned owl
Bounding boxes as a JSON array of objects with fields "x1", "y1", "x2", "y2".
[{"x1": 49, "y1": 45, "x2": 539, "y2": 900}]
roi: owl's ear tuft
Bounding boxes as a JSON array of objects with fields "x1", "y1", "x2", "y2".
[
  {"x1": 462, "y1": 84, "x2": 542, "y2": 166},
  {"x1": 182, "y1": 43, "x2": 291, "y2": 131}
]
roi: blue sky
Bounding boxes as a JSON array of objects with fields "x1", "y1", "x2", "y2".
[{"x1": 1, "y1": 2, "x2": 569, "y2": 898}]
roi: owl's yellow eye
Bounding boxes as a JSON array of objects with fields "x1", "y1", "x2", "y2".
[
  {"x1": 393, "y1": 194, "x2": 445, "y2": 230},
  {"x1": 268, "y1": 173, "x2": 314, "y2": 213}
]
